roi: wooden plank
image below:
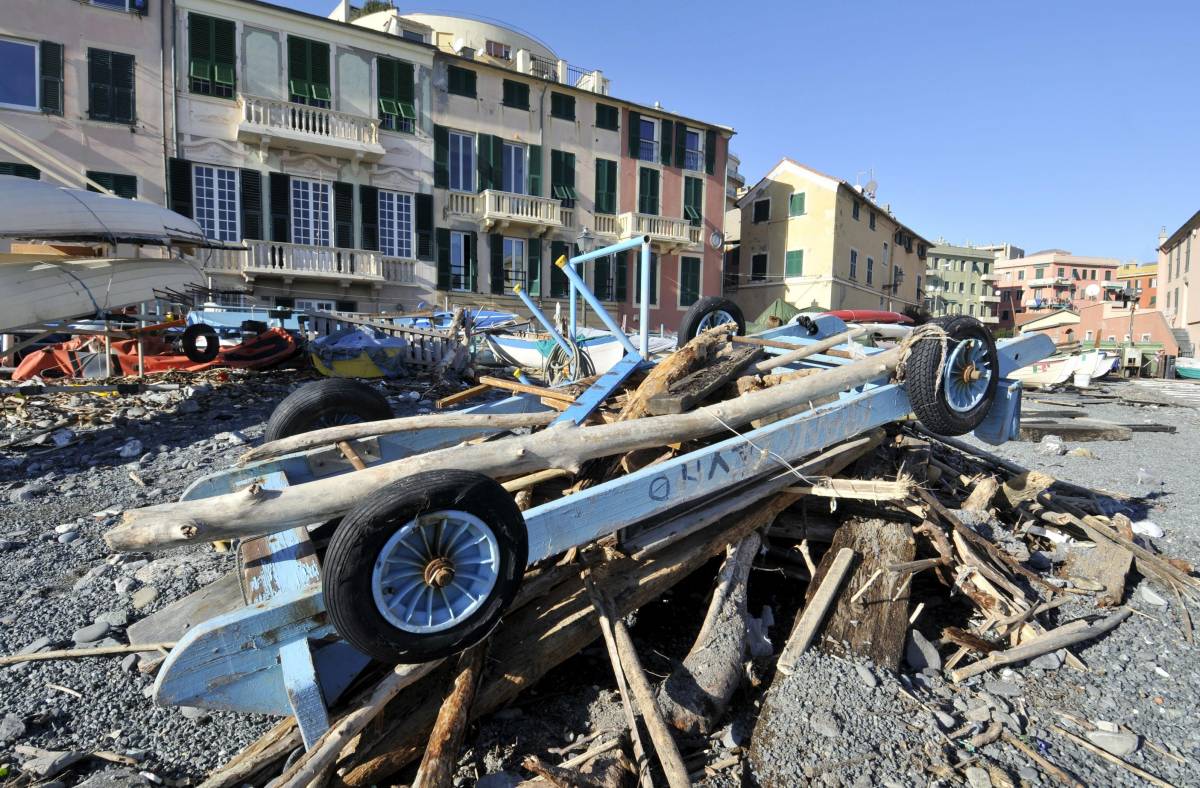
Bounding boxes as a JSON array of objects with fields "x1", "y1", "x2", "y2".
[
  {"x1": 1063, "y1": 539, "x2": 1132, "y2": 608},
  {"x1": 280, "y1": 639, "x2": 331, "y2": 750},
  {"x1": 434, "y1": 384, "x2": 491, "y2": 409},
  {"x1": 1018, "y1": 419, "x2": 1133, "y2": 442},
  {"x1": 777, "y1": 548, "x2": 856, "y2": 673},
  {"x1": 126, "y1": 572, "x2": 243, "y2": 672},
  {"x1": 646, "y1": 345, "x2": 762, "y2": 415},
  {"x1": 734, "y1": 334, "x2": 853, "y2": 359},
  {"x1": 477, "y1": 375, "x2": 576, "y2": 403}
]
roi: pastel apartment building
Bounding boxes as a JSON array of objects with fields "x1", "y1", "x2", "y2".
[
  {"x1": 1114, "y1": 261, "x2": 1157, "y2": 309},
  {"x1": 1159, "y1": 210, "x2": 1199, "y2": 356},
  {"x1": 993, "y1": 250, "x2": 1122, "y2": 331},
  {"x1": 730, "y1": 159, "x2": 932, "y2": 319},
  {"x1": 923, "y1": 243, "x2": 1000, "y2": 325},
  {"x1": 0, "y1": 0, "x2": 167, "y2": 203}
]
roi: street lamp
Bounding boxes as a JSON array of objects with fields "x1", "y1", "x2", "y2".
[{"x1": 569, "y1": 228, "x2": 596, "y2": 334}]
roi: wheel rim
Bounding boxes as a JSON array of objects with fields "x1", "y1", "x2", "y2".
[
  {"x1": 696, "y1": 309, "x2": 736, "y2": 333},
  {"x1": 942, "y1": 338, "x2": 993, "y2": 413},
  {"x1": 314, "y1": 410, "x2": 368, "y2": 429},
  {"x1": 371, "y1": 510, "x2": 500, "y2": 633}
]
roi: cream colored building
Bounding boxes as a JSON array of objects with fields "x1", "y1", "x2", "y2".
[
  {"x1": 730, "y1": 158, "x2": 932, "y2": 319},
  {"x1": 1159, "y1": 209, "x2": 1200, "y2": 356},
  {"x1": 0, "y1": 0, "x2": 167, "y2": 203},
  {"x1": 168, "y1": 0, "x2": 435, "y2": 312}
]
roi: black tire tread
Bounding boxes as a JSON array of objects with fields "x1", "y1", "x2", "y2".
[
  {"x1": 323, "y1": 469, "x2": 527, "y2": 663},
  {"x1": 905, "y1": 316, "x2": 998, "y2": 436},
  {"x1": 263, "y1": 378, "x2": 392, "y2": 441},
  {"x1": 679, "y1": 296, "x2": 746, "y2": 342},
  {"x1": 181, "y1": 323, "x2": 220, "y2": 363}
]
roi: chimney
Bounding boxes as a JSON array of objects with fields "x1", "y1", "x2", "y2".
[
  {"x1": 1159, "y1": 225, "x2": 1168, "y2": 248},
  {"x1": 330, "y1": 0, "x2": 351, "y2": 22}
]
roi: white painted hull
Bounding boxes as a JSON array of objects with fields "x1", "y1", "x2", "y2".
[
  {"x1": 1009, "y1": 354, "x2": 1084, "y2": 388},
  {"x1": 0, "y1": 256, "x2": 202, "y2": 332},
  {"x1": 487, "y1": 330, "x2": 675, "y2": 374}
]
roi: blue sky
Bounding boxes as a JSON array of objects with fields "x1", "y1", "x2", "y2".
[{"x1": 282, "y1": 0, "x2": 1199, "y2": 261}]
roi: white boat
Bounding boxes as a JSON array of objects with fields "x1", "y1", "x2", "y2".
[
  {"x1": 1010, "y1": 353, "x2": 1086, "y2": 388},
  {"x1": 485, "y1": 326, "x2": 675, "y2": 375},
  {"x1": 1091, "y1": 351, "x2": 1119, "y2": 380},
  {"x1": 1176, "y1": 357, "x2": 1200, "y2": 380}
]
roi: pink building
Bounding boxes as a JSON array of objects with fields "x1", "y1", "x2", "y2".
[{"x1": 994, "y1": 250, "x2": 1122, "y2": 331}]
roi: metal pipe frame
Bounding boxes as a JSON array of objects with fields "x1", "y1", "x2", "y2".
[
  {"x1": 553, "y1": 255, "x2": 639, "y2": 357},
  {"x1": 512, "y1": 283, "x2": 573, "y2": 358}
]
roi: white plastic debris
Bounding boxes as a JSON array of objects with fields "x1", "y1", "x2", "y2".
[
  {"x1": 1132, "y1": 520, "x2": 1164, "y2": 538},
  {"x1": 1139, "y1": 585, "x2": 1168, "y2": 607}
]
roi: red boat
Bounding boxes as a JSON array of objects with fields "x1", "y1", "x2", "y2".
[
  {"x1": 12, "y1": 328, "x2": 299, "y2": 381},
  {"x1": 823, "y1": 309, "x2": 915, "y2": 325}
]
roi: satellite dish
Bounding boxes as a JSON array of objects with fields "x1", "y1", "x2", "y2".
[
  {"x1": 864, "y1": 180, "x2": 878, "y2": 198},
  {"x1": 1084, "y1": 284, "x2": 1101, "y2": 298}
]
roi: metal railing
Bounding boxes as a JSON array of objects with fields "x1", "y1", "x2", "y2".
[
  {"x1": 240, "y1": 94, "x2": 380, "y2": 149},
  {"x1": 619, "y1": 212, "x2": 698, "y2": 247},
  {"x1": 203, "y1": 241, "x2": 418, "y2": 284},
  {"x1": 529, "y1": 54, "x2": 557, "y2": 81}
]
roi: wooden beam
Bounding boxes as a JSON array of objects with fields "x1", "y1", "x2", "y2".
[
  {"x1": 777, "y1": 547, "x2": 856, "y2": 673},
  {"x1": 477, "y1": 375, "x2": 577, "y2": 403}
]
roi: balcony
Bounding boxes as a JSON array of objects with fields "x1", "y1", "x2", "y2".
[
  {"x1": 979, "y1": 314, "x2": 999, "y2": 325},
  {"x1": 619, "y1": 212, "x2": 702, "y2": 251},
  {"x1": 238, "y1": 94, "x2": 385, "y2": 161},
  {"x1": 980, "y1": 294, "x2": 1001, "y2": 303},
  {"x1": 516, "y1": 50, "x2": 610, "y2": 95},
  {"x1": 444, "y1": 189, "x2": 563, "y2": 235},
  {"x1": 981, "y1": 272, "x2": 1002, "y2": 282},
  {"x1": 593, "y1": 213, "x2": 620, "y2": 238},
  {"x1": 203, "y1": 240, "x2": 417, "y2": 288}
]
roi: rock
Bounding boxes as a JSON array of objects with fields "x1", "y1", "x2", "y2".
[
  {"x1": 1085, "y1": 730, "x2": 1139, "y2": 757},
  {"x1": 75, "y1": 768, "x2": 151, "y2": 788},
  {"x1": 0, "y1": 712, "x2": 26, "y2": 742},
  {"x1": 180, "y1": 705, "x2": 210, "y2": 722},
  {"x1": 984, "y1": 679, "x2": 1022, "y2": 698},
  {"x1": 966, "y1": 706, "x2": 992, "y2": 723},
  {"x1": 114, "y1": 577, "x2": 134, "y2": 594},
  {"x1": 1037, "y1": 435, "x2": 1065, "y2": 456},
  {"x1": 964, "y1": 765, "x2": 993, "y2": 788},
  {"x1": 1030, "y1": 651, "x2": 1063, "y2": 670},
  {"x1": 16, "y1": 635, "x2": 52, "y2": 655},
  {"x1": 97, "y1": 610, "x2": 129, "y2": 627},
  {"x1": 120, "y1": 653, "x2": 139, "y2": 672},
  {"x1": 933, "y1": 710, "x2": 956, "y2": 730},
  {"x1": 23, "y1": 751, "x2": 85, "y2": 779},
  {"x1": 176, "y1": 399, "x2": 201, "y2": 415},
  {"x1": 57, "y1": 531, "x2": 80, "y2": 544},
  {"x1": 131, "y1": 585, "x2": 159, "y2": 610},
  {"x1": 1139, "y1": 585, "x2": 1168, "y2": 607},
  {"x1": 905, "y1": 629, "x2": 942, "y2": 672},
  {"x1": 854, "y1": 663, "x2": 878, "y2": 689},
  {"x1": 1066, "y1": 447, "x2": 1095, "y2": 458},
  {"x1": 0, "y1": 539, "x2": 23, "y2": 551},
  {"x1": 8, "y1": 483, "x2": 46, "y2": 504},
  {"x1": 809, "y1": 711, "x2": 841, "y2": 738},
  {"x1": 1068, "y1": 576, "x2": 1104, "y2": 592},
  {"x1": 1132, "y1": 520, "x2": 1164, "y2": 538},
  {"x1": 118, "y1": 439, "x2": 144, "y2": 459},
  {"x1": 54, "y1": 523, "x2": 78, "y2": 534},
  {"x1": 73, "y1": 621, "x2": 112, "y2": 644},
  {"x1": 51, "y1": 428, "x2": 76, "y2": 448}
]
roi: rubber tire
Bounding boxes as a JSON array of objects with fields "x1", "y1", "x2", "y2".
[
  {"x1": 323, "y1": 469, "x2": 528, "y2": 663},
  {"x1": 905, "y1": 316, "x2": 999, "y2": 436},
  {"x1": 678, "y1": 296, "x2": 746, "y2": 342},
  {"x1": 263, "y1": 378, "x2": 393, "y2": 441},
  {"x1": 181, "y1": 324, "x2": 220, "y2": 363}
]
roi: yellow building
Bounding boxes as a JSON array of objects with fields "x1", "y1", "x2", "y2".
[{"x1": 729, "y1": 159, "x2": 933, "y2": 319}]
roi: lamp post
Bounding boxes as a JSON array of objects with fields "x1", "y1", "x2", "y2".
[{"x1": 571, "y1": 228, "x2": 596, "y2": 337}]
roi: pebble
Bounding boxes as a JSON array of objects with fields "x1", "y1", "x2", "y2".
[
  {"x1": 809, "y1": 711, "x2": 841, "y2": 738},
  {"x1": 905, "y1": 629, "x2": 942, "y2": 672},
  {"x1": 23, "y1": 751, "x2": 86, "y2": 779},
  {"x1": 118, "y1": 439, "x2": 144, "y2": 459},
  {"x1": 1030, "y1": 651, "x2": 1063, "y2": 670},
  {"x1": 176, "y1": 399, "x2": 201, "y2": 415},
  {"x1": 854, "y1": 663, "x2": 878, "y2": 689},
  {"x1": 933, "y1": 710, "x2": 956, "y2": 730},
  {"x1": 0, "y1": 539, "x2": 23, "y2": 551},
  {"x1": 1085, "y1": 729, "x2": 1139, "y2": 757},
  {"x1": 131, "y1": 586, "x2": 159, "y2": 610},
  {"x1": 0, "y1": 711, "x2": 26, "y2": 742},
  {"x1": 97, "y1": 610, "x2": 130, "y2": 627},
  {"x1": 985, "y1": 679, "x2": 1022, "y2": 698},
  {"x1": 72, "y1": 621, "x2": 112, "y2": 645},
  {"x1": 1132, "y1": 520, "x2": 1164, "y2": 538},
  {"x1": 1139, "y1": 585, "x2": 1168, "y2": 607},
  {"x1": 57, "y1": 531, "x2": 80, "y2": 544},
  {"x1": 964, "y1": 766, "x2": 993, "y2": 788},
  {"x1": 54, "y1": 523, "x2": 78, "y2": 534},
  {"x1": 8, "y1": 483, "x2": 46, "y2": 504},
  {"x1": 966, "y1": 706, "x2": 992, "y2": 722}
]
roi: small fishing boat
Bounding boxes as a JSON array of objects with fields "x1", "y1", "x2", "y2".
[
  {"x1": 1175, "y1": 357, "x2": 1200, "y2": 380},
  {"x1": 485, "y1": 326, "x2": 675, "y2": 376},
  {"x1": 1009, "y1": 354, "x2": 1084, "y2": 388}
]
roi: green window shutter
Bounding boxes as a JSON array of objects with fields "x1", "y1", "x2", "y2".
[
  {"x1": 240, "y1": 170, "x2": 263, "y2": 240},
  {"x1": 627, "y1": 110, "x2": 640, "y2": 158},
  {"x1": 395, "y1": 60, "x2": 414, "y2": 104},
  {"x1": 502, "y1": 80, "x2": 529, "y2": 109},
  {"x1": 333, "y1": 182, "x2": 354, "y2": 248},
  {"x1": 490, "y1": 234, "x2": 504, "y2": 295},
  {"x1": 491, "y1": 136, "x2": 504, "y2": 191},
  {"x1": 476, "y1": 133, "x2": 492, "y2": 193},
  {"x1": 673, "y1": 121, "x2": 687, "y2": 168},
  {"x1": 660, "y1": 119, "x2": 673, "y2": 166},
  {"x1": 433, "y1": 125, "x2": 449, "y2": 188},
  {"x1": 39, "y1": 41, "x2": 64, "y2": 115},
  {"x1": 88, "y1": 48, "x2": 113, "y2": 121},
  {"x1": 287, "y1": 36, "x2": 309, "y2": 100},
  {"x1": 527, "y1": 144, "x2": 542, "y2": 196},
  {"x1": 377, "y1": 57, "x2": 396, "y2": 105},
  {"x1": 465, "y1": 68, "x2": 477, "y2": 98},
  {"x1": 88, "y1": 172, "x2": 136, "y2": 200},
  {"x1": 112, "y1": 53, "x2": 135, "y2": 124},
  {"x1": 615, "y1": 251, "x2": 628, "y2": 302},
  {"x1": 596, "y1": 103, "x2": 618, "y2": 131},
  {"x1": 527, "y1": 238, "x2": 542, "y2": 296},
  {"x1": 359, "y1": 185, "x2": 379, "y2": 251},
  {"x1": 680, "y1": 257, "x2": 700, "y2": 306},
  {"x1": 550, "y1": 150, "x2": 562, "y2": 198},
  {"x1": 684, "y1": 176, "x2": 702, "y2": 226},
  {"x1": 189, "y1": 14, "x2": 212, "y2": 83},
  {"x1": 785, "y1": 250, "x2": 804, "y2": 277},
  {"x1": 213, "y1": 18, "x2": 236, "y2": 88},
  {"x1": 309, "y1": 42, "x2": 330, "y2": 100},
  {"x1": 269, "y1": 172, "x2": 290, "y2": 241},
  {"x1": 551, "y1": 92, "x2": 575, "y2": 120},
  {"x1": 705, "y1": 129, "x2": 717, "y2": 175},
  {"x1": 167, "y1": 157, "x2": 193, "y2": 218},
  {"x1": 436, "y1": 227, "x2": 451, "y2": 290},
  {"x1": 550, "y1": 241, "x2": 569, "y2": 298},
  {"x1": 595, "y1": 158, "x2": 616, "y2": 215},
  {"x1": 415, "y1": 192, "x2": 433, "y2": 260},
  {"x1": 638, "y1": 168, "x2": 659, "y2": 216},
  {"x1": 466, "y1": 232, "x2": 478, "y2": 291},
  {"x1": 0, "y1": 162, "x2": 40, "y2": 179},
  {"x1": 594, "y1": 254, "x2": 611, "y2": 300},
  {"x1": 789, "y1": 192, "x2": 805, "y2": 216},
  {"x1": 87, "y1": 171, "x2": 113, "y2": 194},
  {"x1": 448, "y1": 65, "x2": 476, "y2": 98}
]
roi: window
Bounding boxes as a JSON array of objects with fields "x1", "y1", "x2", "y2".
[
  {"x1": 551, "y1": 92, "x2": 575, "y2": 120},
  {"x1": 90, "y1": 0, "x2": 149, "y2": 11},
  {"x1": 294, "y1": 298, "x2": 335, "y2": 312},
  {"x1": 869, "y1": 211, "x2": 876, "y2": 230},
  {"x1": 0, "y1": 37, "x2": 38, "y2": 110},
  {"x1": 291, "y1": 178, "x2": 331, "y2": 247},
  {"x1": 502, "y1": 237, "x2": 526, "y2": 293},
  {"x1": 594, "y1": 158, "x2": 617, "y2": 215},
  {"x1": 594, "y1": 254, "x2": 617, "y2": 301},
  {"x1": 87, "y1": 171, "x2": 137, "y2": 199},
  {"x1": 188, "y1": 14, "x2": 236, "y2": 99},
  {"x1": 550, "y1": 150, "x2": 577, "y2": 207},
  {"x1": 683, "y1": 127, "x2": 703, "y2": 172},
  {"x1": 447, "y1": 64, "x2": 476, "y2": 98},
  {"x1": 866, "y1": 256, "x2": 874, "y2": 285},
  {"x1": 287, "y1": 37, "x2": 330, "y2": 107},
  {"x1": 377, "y1": 57, "x2": 415, "y2": 133},
  {"x1": 596, "y1": 103, "x2": 619, "y2": 131},
  {"x1": 0, "y1": 162, "x2": 39, "y2": 179},
  {"x1": 486, "y1": 40, "x2": 512, "y2": 60},
  {"x1": 634, "y1": 252, "x2": 659, "y2": 305},
  {"x1": 1104, "y1": 270, "x2": 1112, "y2": 281},
  {"x1": 849, "y1": 249, "x2": 858, "y2": 279},
  {"x1": 638, "y1": 167, "x2": 659, "y2": 216},
  {"x1": 502, "y1": 79, "x2": 529, "y2": 110},
  {"x1": 637, "y1": 116, "x2": 658, "y2": 161},
  {"x1": 789, "y1": 192, "x2": 805, "y2": 216},
  {"x1": 193, "y1": 165, "x2": 239, "y2": 242},
  {"x1": 401, "y1": 30, "x2": 425, "y2": 43},
  {"x1": 970, "y1": 283, "x2": 976, "y2": 294},
  {"x1": 852, "y1": 201, "x2": 861, "y2": 221},
  {"x1": 378, "y1": 190, "x2": 413, "y2": 259},
  {"x1": 1018, "y1": 270, "x2": 1025, "y2": 280},
  {"x1": 450, "y1": 230, "x2": 470, "y2": 291},
  {"x1": 752, "y1": 198, "x2": 770, "y2": 224},
  {"x1": 751, "y1": 253, "x2": 767, "y2": 282},
  {"x1": 1034, "y1": 267, "x2": 1046, "y2": 278},
  {"x1": 448, "y1": 131, "x2": 475, "y2": 192},
  {"x1": 1188, "y1": 237, "x2": 1192, "y2": 272},
  {"x1": 88, "y1": 48, "x2": 135, "y2": 123},
  {"x1": 679, "y1": 257, "x2": 701, "y2": 306},
  {"x1": 683, "y1": 176, "x2": 702, "y2": 227},
  {"x1": 502, "y1": 141, "x2": 526, "y2": 195},
  {"x1": 916, "y1": 275, "x2": 922, "y2": 297},
  {"x1": 785, "y1": 250, "x2": 803, "y2": 277}
]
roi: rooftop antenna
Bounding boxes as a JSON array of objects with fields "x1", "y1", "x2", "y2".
[{"x1": 856, "y1": 169, "x2": 877, "y2": 200}]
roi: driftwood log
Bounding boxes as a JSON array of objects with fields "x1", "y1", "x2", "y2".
[
  {"x1": 657, "y1": 532, "x2": 762, "y2": 736},
  {"x1": 951, "y1": 608, "x2": 1132, "y2": 681},
  {"x1": 107, "y1": 343, "x2": 904, "y2": 552},
  {"x1": 413, "y1": 642, "x2": 489, "y2": 788}
]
